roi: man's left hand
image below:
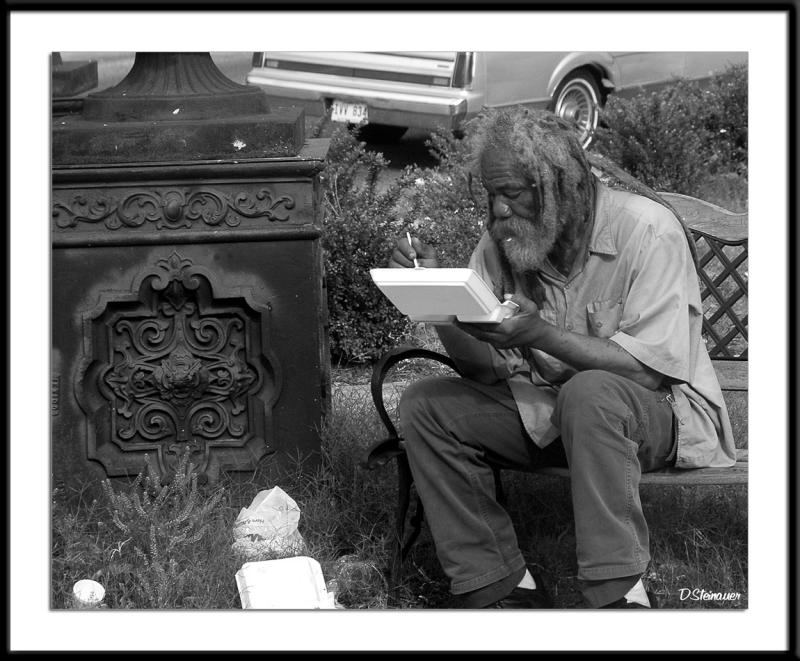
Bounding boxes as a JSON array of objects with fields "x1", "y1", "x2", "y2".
[{"x1": 455, "y1": 291, "x2": 547, "y2": 350}]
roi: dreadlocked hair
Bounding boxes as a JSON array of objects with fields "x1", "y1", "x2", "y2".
[{"x1": 466, "y1": 106, "x2": 595, "y2": 224}]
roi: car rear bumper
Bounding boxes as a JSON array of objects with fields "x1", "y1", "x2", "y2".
[{"x1": 247, "y1": 69, "x2": 480, "y2": 130}]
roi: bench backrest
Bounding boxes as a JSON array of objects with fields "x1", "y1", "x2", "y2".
[{"x1": 658, "y1": 192, "x2": 748, "y2": 394}]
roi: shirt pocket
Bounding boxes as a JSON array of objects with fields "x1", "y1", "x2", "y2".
[{"x1": 587, "y1": 298, "x2": 623, "y2": 339}]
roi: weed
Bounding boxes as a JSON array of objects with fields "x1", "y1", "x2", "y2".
[{"x1": 54, "y1": 449, "x2": 239, "y2": 609}]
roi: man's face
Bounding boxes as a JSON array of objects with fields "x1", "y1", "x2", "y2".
[{"x1": 480, "y1": 148, "x2": 562, "y2": 273}]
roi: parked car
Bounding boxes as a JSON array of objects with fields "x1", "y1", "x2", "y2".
[{"x1": 247, "y1": 51, "x2": 746, "y2": 148}]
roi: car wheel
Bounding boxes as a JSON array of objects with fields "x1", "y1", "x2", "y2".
[
  {"x1": 355, "y1": 123, "x2": 408, "y2": 143},
  {"x1": 551, "y1": 70, "x2": 602, "y2": 149}
]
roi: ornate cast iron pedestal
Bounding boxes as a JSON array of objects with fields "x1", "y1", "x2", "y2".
[{"x1": 52, "y1": 53, "x2": 330, "y2": 485}]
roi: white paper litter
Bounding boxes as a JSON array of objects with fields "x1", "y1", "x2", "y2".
[{"x1": 235, "y1": 556, "x2": 338, "y2": 609}]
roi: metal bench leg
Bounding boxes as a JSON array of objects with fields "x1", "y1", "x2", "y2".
[
  {"x1": 388, "y1": 458, "x2": 502, "y2": 604},
  {"x1": 388, "y1": 452, "x2": 424, "y2": 601},
  {"x1": 402, "y1": 489, "x2": 426, "y2": 562}
]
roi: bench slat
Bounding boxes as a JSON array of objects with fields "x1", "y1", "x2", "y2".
[
  {"x1": 713, "y1": 360, "x2": 748, "y2": 391},
  {"x1": 638, "y1": 463, "x2": 748, "y2": 486},
  {"x1": 659, "y1": 192, "x2": 748, "y2": 241},
  {"x1": 534, "y1": 463, "x2": 748, "y2": 486},
  {"x1": 533, "y1": 449, "x2": 747, "y2": 485}
]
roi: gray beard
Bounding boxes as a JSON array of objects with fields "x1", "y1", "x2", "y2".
[{"x1": 490, "y1": 216, "x2": 560, "y2": 273}]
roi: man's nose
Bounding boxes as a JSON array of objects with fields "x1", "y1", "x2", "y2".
[{"x1": 492, "y1": 197, "x2": 512, "y2": 218}]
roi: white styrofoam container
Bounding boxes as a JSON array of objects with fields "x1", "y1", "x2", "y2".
[
  {"x1": 370, "y1": 267, "x2": 511, "y2": 323},
  {"x1": 235, "y1": 556, "x2": 337, "y2": 610}
]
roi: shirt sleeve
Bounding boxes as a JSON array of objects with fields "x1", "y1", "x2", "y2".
[{"x1": 610, "y1": 223, "x2": 695, "y2": 383}]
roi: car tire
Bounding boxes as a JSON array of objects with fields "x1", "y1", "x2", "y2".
[
  {"x1": 551, "y1": 69, "x2": 603, "y2": 149},
  {"x1": 355, "y1": 123, "x2": 408, "y2": 143}
]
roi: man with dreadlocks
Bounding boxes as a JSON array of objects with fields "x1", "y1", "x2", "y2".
[{"x1": 388, "y1": 106, "x2": 736, "y2": 609}]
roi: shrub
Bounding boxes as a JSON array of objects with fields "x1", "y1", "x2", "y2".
[
  {"x1": 402, "y1": 129, "x2": 486, "y2": 268},
  {"x1": 320, "y1": 127, "x2": 417, "y2": 365},
  {"x1": 96, "y1": 451, "x2": 232, "y2": 608},
  {"x1": 592, "y1": 63, "x2": 748, "y2": 196},
  {"x1": 699, "y1": 63, "x2": 748, "y2": 178}
]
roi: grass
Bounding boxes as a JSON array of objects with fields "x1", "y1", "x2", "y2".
[
  {"x1": 52, "y1": 352, "x2": 748, "y2": 610},
  {"x1": 51, "y1": 385, "x2": 400, "y2": 610}
]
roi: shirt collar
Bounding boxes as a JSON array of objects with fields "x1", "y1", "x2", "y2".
[{"x1": 587, "y1": 182, "x2": 617, "y2": 257}]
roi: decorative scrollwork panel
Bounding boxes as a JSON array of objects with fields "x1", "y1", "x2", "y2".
[{"x1": 76, "y1": 251, "x2": 281, "y2": 481}]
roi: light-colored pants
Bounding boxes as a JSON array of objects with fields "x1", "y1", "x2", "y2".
[{"x1": 398, "y1": 370, "x2": 675, "y2": 607}]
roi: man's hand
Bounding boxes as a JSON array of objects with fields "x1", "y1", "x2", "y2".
[
  {"x1": 455, "y1": 291, "x2": 546, "y2": 350},
  {"x1": 389, "y1": 235, "x2": 439, "y2": 269},
  {"x1": 459, "y1": 290, "x2": 664, "y2": 390}
]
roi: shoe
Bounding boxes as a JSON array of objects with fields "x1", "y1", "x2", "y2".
[
  {"x1": 601, "y1": 590, "x2": 659, "y2": 609},
  {"x1": 484, "y1": 571, "x2": 554, "y2": 609}
]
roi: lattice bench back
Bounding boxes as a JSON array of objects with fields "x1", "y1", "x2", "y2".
[{"x1": 659, "y1": 193, "x2": 748, "y2": 362}]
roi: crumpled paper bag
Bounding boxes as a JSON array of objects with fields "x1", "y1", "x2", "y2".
[
  {"x1": 231, "y1": 486, "x2": 307, "y2": 561},
  {"x1": 235, "y1": 556, "x2": 338, "y2": 609}
]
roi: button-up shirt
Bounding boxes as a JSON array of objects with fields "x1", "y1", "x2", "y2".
[{"x1": 467, "y1": 182, "x2": 736, "y2": 469}]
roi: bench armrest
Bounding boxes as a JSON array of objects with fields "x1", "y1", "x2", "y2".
[{"x1": 361, "y1": 345, "x2": 461, "y2": 470}]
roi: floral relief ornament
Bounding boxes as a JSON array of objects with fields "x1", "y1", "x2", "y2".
[{"x1": 53, "y1": 187, "x2": 295, "y2": 230}]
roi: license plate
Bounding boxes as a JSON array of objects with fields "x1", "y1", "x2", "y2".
[{"x1": 330, "y1": 100, "x2": 369, "y2": 125}]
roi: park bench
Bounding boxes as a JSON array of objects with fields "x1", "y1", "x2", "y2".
[{"x1": 361, "y1": 191, "x2": 748, "y2": 590}]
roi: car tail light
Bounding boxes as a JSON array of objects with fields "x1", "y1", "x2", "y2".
[
  {"x1": 452, "y1": 52, "x2": 475, "y2": 88},
  {"x1": 252, "y1": 52, "x2": 264, "y2": 68}
]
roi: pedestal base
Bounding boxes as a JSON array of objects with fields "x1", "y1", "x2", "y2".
[{"x1": 52, "y1": 109, "x2": 305, "y2": 164}]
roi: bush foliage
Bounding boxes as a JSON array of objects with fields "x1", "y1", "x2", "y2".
[
  {"x1": 401, "y1": 129, "x2": 487, "y2": 269},
  {"x1": 320, "y1": 63, "x2": 747, "y2": 363},
  {"x1": 592, "y1": 63, "x2": 747, "y2": 195},
  {"x1": 320, "y1": 129, "x2": 416, "y2": 364}
]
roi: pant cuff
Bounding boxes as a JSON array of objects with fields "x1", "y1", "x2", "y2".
[
  {"x1": 459, "y1": 565, "x2": 527, "y2": 608},
  {"x1": 581, "y1": 574, "x2": 643, "y2": 608},
  {"x1": 450, "y1": 553, "x2": 527, "y2": 595},
  {"x1": 578, "y1": 559, "x2": 649, "y2": 582}
]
